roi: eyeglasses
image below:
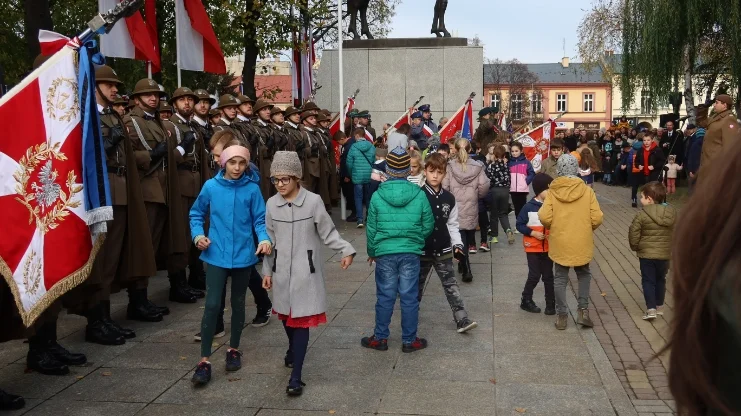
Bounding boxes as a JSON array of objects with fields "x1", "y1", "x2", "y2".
[{"x1": 270, "y1": 177, "x2": 294, "y2": 186}]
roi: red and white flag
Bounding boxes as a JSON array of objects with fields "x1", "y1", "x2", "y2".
[
  {"x1": 98, "y1": 0, "x2": 161, "y2": 71},
  {"x1": 329, "y1": 96, "x2": 355, "y2": 137},
  {"x1": 421, "y1": 124, "x2": 434, "y2": 138},
  {"x1": 439, "y1": 99, "x2": 474, "y2": 144},
  {"x1": 514, "y1": 119, "x2": 556, "y2": 173},
  {"x1": 292, "y1": 27, "x2": 315, "y2": 105},
  {"x1": 0, "y1": 47, "x2": 106, "y2": 326},
  {"x1": 38, "y1": 30, "x2": 70, "y2": 56},
  {"x1": 145, "y1": 0, "x2": 160, "y2": 60},
  {"x1": 175, "y1": 0, "x2": 226, "y2": 74}
]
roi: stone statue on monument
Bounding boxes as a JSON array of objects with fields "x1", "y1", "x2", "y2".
[{"x1": 347, "y1": 0, "x2": 451, "y2": 40}]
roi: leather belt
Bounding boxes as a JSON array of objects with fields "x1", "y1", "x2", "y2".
[
  {"x1": 178, "y1": 163, "x2": 200, "y2": 173},
  {"x1": 107, "y1": 165, "x2": 127, "y2": 176}
]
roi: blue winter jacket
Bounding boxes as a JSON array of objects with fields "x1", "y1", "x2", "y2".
[
  {"x1": 190, "y1": 167, "x2": 270, "y2": 269},
  {"x1": 685, "y1": 128, "x2": 705, "y2": 174},
  {"x1": 507, "y1": 154, "x2": 535, "y2": 193}
]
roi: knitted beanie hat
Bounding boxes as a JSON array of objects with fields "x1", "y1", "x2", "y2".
[
  {"x1": 532, "y1": 173, "x2": 553, "y2": 195},
  {"x1": 385, "y1": 146, "x2": 411, "y2": 178},
  {"x1": 556, "y1": 154, "x2": 579, "y2": 178},
  {"x1": 270, "y1": 151, "x2": 302, "y2": 178}
]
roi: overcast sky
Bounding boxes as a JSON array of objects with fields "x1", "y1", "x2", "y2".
[{"x1": 388, "y1": 0, "x2": 593, "y2": 63}]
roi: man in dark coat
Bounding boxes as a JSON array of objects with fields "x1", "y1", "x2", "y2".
[{"x1": 659, "y1": 120, "x2": 684, "y2": 163}]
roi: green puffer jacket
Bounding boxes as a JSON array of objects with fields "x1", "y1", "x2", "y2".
[
  {"x1": 628, "y1": 203, "x2": 677, "y2": 260},
  {"x1": 346, "y1": 140, "x2": 376, "y2": 184},
  {"x1": 366, "y1": 179, "x2": 434, "y2": 257}
]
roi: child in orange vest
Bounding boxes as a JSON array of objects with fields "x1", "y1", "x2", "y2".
[{"x1": 515, "y1": 173, "x2": 555, "y2": 315}]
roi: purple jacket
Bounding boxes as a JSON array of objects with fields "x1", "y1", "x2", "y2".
[{"x1": 508, "y1": 154, "x2": 535, "y2": 193}]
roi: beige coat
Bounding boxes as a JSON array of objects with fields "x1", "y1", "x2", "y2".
[{"x1": 442, "y1": 159, "x2": 490, "y2": 230}]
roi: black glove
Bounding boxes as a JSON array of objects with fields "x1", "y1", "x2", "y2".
[
  {"x1": 104, "y1": 124, "x2": 126, "y2": 154},
  {"x1": 453, "y1": 245, "x2": 466, "y2": 262},
  {"x1": 149, "y1": 141, "x2": 168, "y2": 161},
  {"x1": 180, "y1": 131, "x2": 196, "y2": 153}
]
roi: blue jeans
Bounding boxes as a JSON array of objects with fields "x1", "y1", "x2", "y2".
[
  {"x1": 374, "y1": 253, "x2": 420, "y2": 344},
  {"x1": 354, "y1": 183, "x2": 371, "y2": 223}
]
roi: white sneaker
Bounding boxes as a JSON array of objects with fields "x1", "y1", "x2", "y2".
[
  {"x1": 642, "y1": 309, "x2": 657, "y2": 320},
  {"x1": 656, "y1": 306, "x2": 664, "y2": 316}
]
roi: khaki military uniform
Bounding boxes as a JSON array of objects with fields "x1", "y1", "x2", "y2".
[
  {"x1": 300, "y1": 125, "x2": 329, "y2": 202},
  {"x1": 251, "y1": 118, "x2": 275, "y2": 199},
  {"x1": 318, "y1": 127, "x2": 339, "y2": 202},
  {"x1": 214, "y1": 118, "x2": 248, "y2": 147}
]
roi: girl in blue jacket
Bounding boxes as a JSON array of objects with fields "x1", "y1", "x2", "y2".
[{"x1": 189, "y1": 143, "x2": 273, "y2": 386}]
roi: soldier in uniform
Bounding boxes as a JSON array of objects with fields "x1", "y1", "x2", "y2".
[
  {"x1": 112, "y1": 94, "x2": 128, "y2": 117},
  {"x1": 158, "y1": 101, "x2": 173, "y2": 120},
  {"x1": 236, "y1": 94, "x2": 255, "y2": 122},
  {"x1": 283, "y1": 106, "x2": 305, "y2": 153},
  {"x1": 300, "y1": 103, "x2": 332, "y2": 210},
  {"x1": 356, "y1": 110, "x2": 376, "y2": 141},
  {"x1": 164, "y1": 87, "x2": 212, "y2": 294},
  {"x1": 250, "y1": 99, "x2": 277, "y2": 199},
  {"x1": 270, "y1": 106, "x2": 292, "y2": 152},
  {"x1": 191, "y1": 89, "x2": 216, "y2": 175},
  {"x1": 317, "y1": 111, "x2": 340, "y2": 205},
  {"x1": 419, "y1": 104, "x2": 438, "y2": 132},
  {"x1": 214, "y1": 94, "x2": 248, "y2": 144},
  {"x1": 124, "y1": 78, "x2": 189, "y2": 315},
  {"x1": 209, "y1": 108, "x2": 221, "y2": 126}
]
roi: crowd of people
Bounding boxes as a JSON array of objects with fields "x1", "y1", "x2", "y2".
[{"x1": 1, "y1": 55, "x2": 740, "y2": 413}]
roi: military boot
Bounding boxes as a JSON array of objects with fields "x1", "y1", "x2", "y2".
[
  {"x1": 576, "y1": 308, "x2": 594, "y2": 328},
  {"x1": 101, "y1": 300, "x2": 136, "y2": 339},
  {"x1": 85, "y1": 304, "x2": 125, "y2": 345},
  {"x1": 187, "y1": 259, "x2": 206, "y2": 290},
  {"x1": 127, "y1": 288, "x2": 163, "y2": 322},
  {"x1": 0, "y1": 389, "x2": 25, "y2": 411},
  {"x1": 169, "y1": 271, "x2": 197, "y2": 304},
  {"x1": 26, "y1": 324, "x2": 70, "y2": 375}
]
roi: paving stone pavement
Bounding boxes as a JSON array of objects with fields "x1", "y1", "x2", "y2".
[{"x1": 0, "y1": 184, "x2": 678, "y2": 415}]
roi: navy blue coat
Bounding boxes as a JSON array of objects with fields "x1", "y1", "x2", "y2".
[{"x1": 685, "y1": 128, "x2": 705, "y2": 174}]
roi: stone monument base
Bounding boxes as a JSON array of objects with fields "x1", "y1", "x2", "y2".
[{"x1": 315, "y1": 39, "x2": 483, "y2": 133}]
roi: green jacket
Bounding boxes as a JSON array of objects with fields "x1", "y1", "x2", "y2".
[
  {"x1": 628, "y1": 203, "x2": 677, "y2": 260},
  {"x1": 346, "y1": 140, "x2": 376, "y2": 184},
  {"x1": 366, "y1": 179, "x2": 434, "y2": 257}
]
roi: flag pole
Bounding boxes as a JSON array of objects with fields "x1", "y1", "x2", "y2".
[
  {"x1": 175, "y1": 0, "x2": 182, "y2": 87},
  {"x1": 337, "y1": 0, "x2": 346, "y2": 220},
  {"x1": 147, "y1": 61, "x2": 152, "y2": 79},
  {"x1": 384, "y1": 95, "x2": 425, "y2": 136}
]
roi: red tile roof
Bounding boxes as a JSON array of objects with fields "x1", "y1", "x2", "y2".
[{"x1": 230, "y1": 75, "x2": 293, "y2": 104}]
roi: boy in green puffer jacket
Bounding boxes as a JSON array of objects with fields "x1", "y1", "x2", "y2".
[
  {"x1": 346, "y1": 128, "x2": 378, "y2": 228},
  {"x1": 628, "y1": 181, "x2": 676, "y2": 321},
  {"x1": 362, "y1": 146, "x2": 434, "y2": 353}
]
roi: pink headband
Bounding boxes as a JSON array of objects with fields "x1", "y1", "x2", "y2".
[{"x1": 219, "y1": 146, "x2": 250, "y2": 168}]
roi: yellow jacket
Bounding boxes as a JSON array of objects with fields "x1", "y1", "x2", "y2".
[{"x1": 538, "y1": 177, "x2": 603, "y2": 267}]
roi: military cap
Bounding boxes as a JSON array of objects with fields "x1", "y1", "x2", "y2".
[
  {"x1": 714, "y1": 94, "x2": 733, "y2": 107},
  {"x1": 158, "y1": 101, "x2": 173, "y2": 113},
  {"x1": 194, "y1": 89, "x2": 216, "y2": 105},
  {"x1": 113, "y1": 94, "x2": 128, "y2": 105},
  {"x1": 238, "y1": 94, "x2": 256, "y2": 105},
  {"x1": 95, "y1": 65, "x2": 123, "y2": 86},
  {"x1": 317, "y1": 112, "x2": 331, "y2": 122},
  {"x1": 253, "y1": 98, "x2": 274, "y2": 113},
  {"x1": 217, "y1": 94, "x2": 240, "y2": 109},
  {"x1": 284, "y1": 106, "x2": 301, "y2": 117},
  {"x1": 418, "y1": 104, "x2": 431, "y2": 112},
  {"x1": 347, "y1": 109, "x2": 359, "y2": 118},
  {"x1": 356, "y1": 110, "x2": 370, "y2": 118},
  {"x1": 301, "y1": 102, "x2": 320, "y2": 120},
  {"x1": 168, "y1": 87, "x2": 199, "y2": 105},
  {"x1": 270, "y1": 107, "x2": 286, "y2": 116},
  {"x1": 478, "y1": 107, "x2": 493, "y2": 117},
  {"x1": 411, "y1": 111, "x2": 423, "y2": 119},
  {"x1": 131, "y1": 78, "x2": 164, "y2": 97},
  {"x1": 32, "y1": 54, "x2": 51, "y2": 70},
  {"x1": 209, "y1": 109, "x2": 221, "y2": 117}
]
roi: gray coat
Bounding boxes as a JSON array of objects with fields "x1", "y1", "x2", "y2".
[{"x1": 263, "y1": 187, "x2": 356, "y2": 318}]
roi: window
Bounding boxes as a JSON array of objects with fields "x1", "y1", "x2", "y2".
[
  {"x1": 557, "y1": 94, "x2": 567, "y2": 112},
  {"x1": 531, "y1": 93, "x2": 542, "y2": 113},
  {"x1": 490, "y1": 93, "x2": 500, "y2": 109},
  {"x1": 583, "y1": 93, "x2": 594, "y2": 112},
  {"x1": 641, "y1": 90, "x2": 653, "y2": 114},
  {"x1": 510, "y1": 93, "x2": 523, "y2": 120}
]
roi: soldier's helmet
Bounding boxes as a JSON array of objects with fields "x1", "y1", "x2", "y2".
[
  {"x1": 237, "y1": 94, "x2": 256, "y2": 106},
  {"x1": 158, "y1": 101, "x2": 173, "y2": 113},
  {"x1": 270, "y1": 107, "x2": 286, "y2": 116},
  {"x1": 113, "y1": 94, "x2": 128, "y2": 105},
  {"x1": 194, "y1": 89, "x2": 216, "y2": 106},
  {"x1": 218, "y1": 94, "x2": 241, "y2": 109},
  {"x1": 253, "y1": 99, "x2": 274, "y2": 114},
  {"x1": 208, "y1": 109, "x2": 221, "y2": 117},
  {"x1": 300, "y1": 102, "x2": 320, "y2": 120},
  {"x1": 95, "y1": 65, "x2": 123, "y2": 86},
  {"x1": 168, "y1": 87, "x2": 199, "y2": 105},
  {"x1": 131, "y1": 78, "x2": 165, "y2": 97},
  {"x1": 284, "y1": 106, "x2": 301, "y2": 118}
]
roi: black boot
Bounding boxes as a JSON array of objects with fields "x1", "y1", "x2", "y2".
[
  {"x1": 631, "y1": 198, "x2": 637, "y2": 208},
  {"x1": 520, "y1": 297, "x2": 542, "y2": 314},
  {"x1": 185, "y1": 286, "x2": 205, "y2": 299},
  {"x1": 544, "y1": 300, "x2": 556, "y2": 316},
  {"x1": 0, "y1": 389, "x2": 25, "y2": 411},
  {"x1": 101, "y1": 300, "x2": 136, "y2": 339},
  {"x1": 461, "y1": 258, "x2": 473, "y2": 283},
  {"x1": 187, "y1": 259, "x2": 206, "y2": 290},
  {"x1": 169, "y1": 271, "x2": 197, "y2": 304},
  {"x1": 45, "y1": 320, "x2": 87, "y2": 365},
  {"x1": 127, "y1": 288, "x2": 163, "y2": 322},
  {"x1": 145, "y1": 299, "x2": 170, "y2": 316},
  {"x1": 85, "y1": 304, "x2": 125, "y2": 345},
  {"x1": 27, "y1": 330, "x2": 69, "y2": 376}
]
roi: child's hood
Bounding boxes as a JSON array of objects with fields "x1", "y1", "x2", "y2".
[
  {"x1": 642, "y1": 204, "x2": 677, "y2": 227},
  {"x1": 353, "y1": 139, "x2": 374, "y2": 153},
  {"x1": 548, "y1": 176, "x2": 588, "y2": 203},
  {"x1": 377, "y1": 179, "x2": 423, "y2": 207}
]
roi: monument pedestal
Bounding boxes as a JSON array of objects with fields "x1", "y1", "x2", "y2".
[{"x1": 315, "y1": 38, "x2": 483, "y2": 131}]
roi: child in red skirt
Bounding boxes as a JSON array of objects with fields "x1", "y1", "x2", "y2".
[{"x1": 262, "y1": 151, "x2": 356, "y2": 396}]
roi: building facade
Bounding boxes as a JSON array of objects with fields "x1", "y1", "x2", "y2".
[{"x1": 483, "y1": 58, "x2": 612, "y2": 134}]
